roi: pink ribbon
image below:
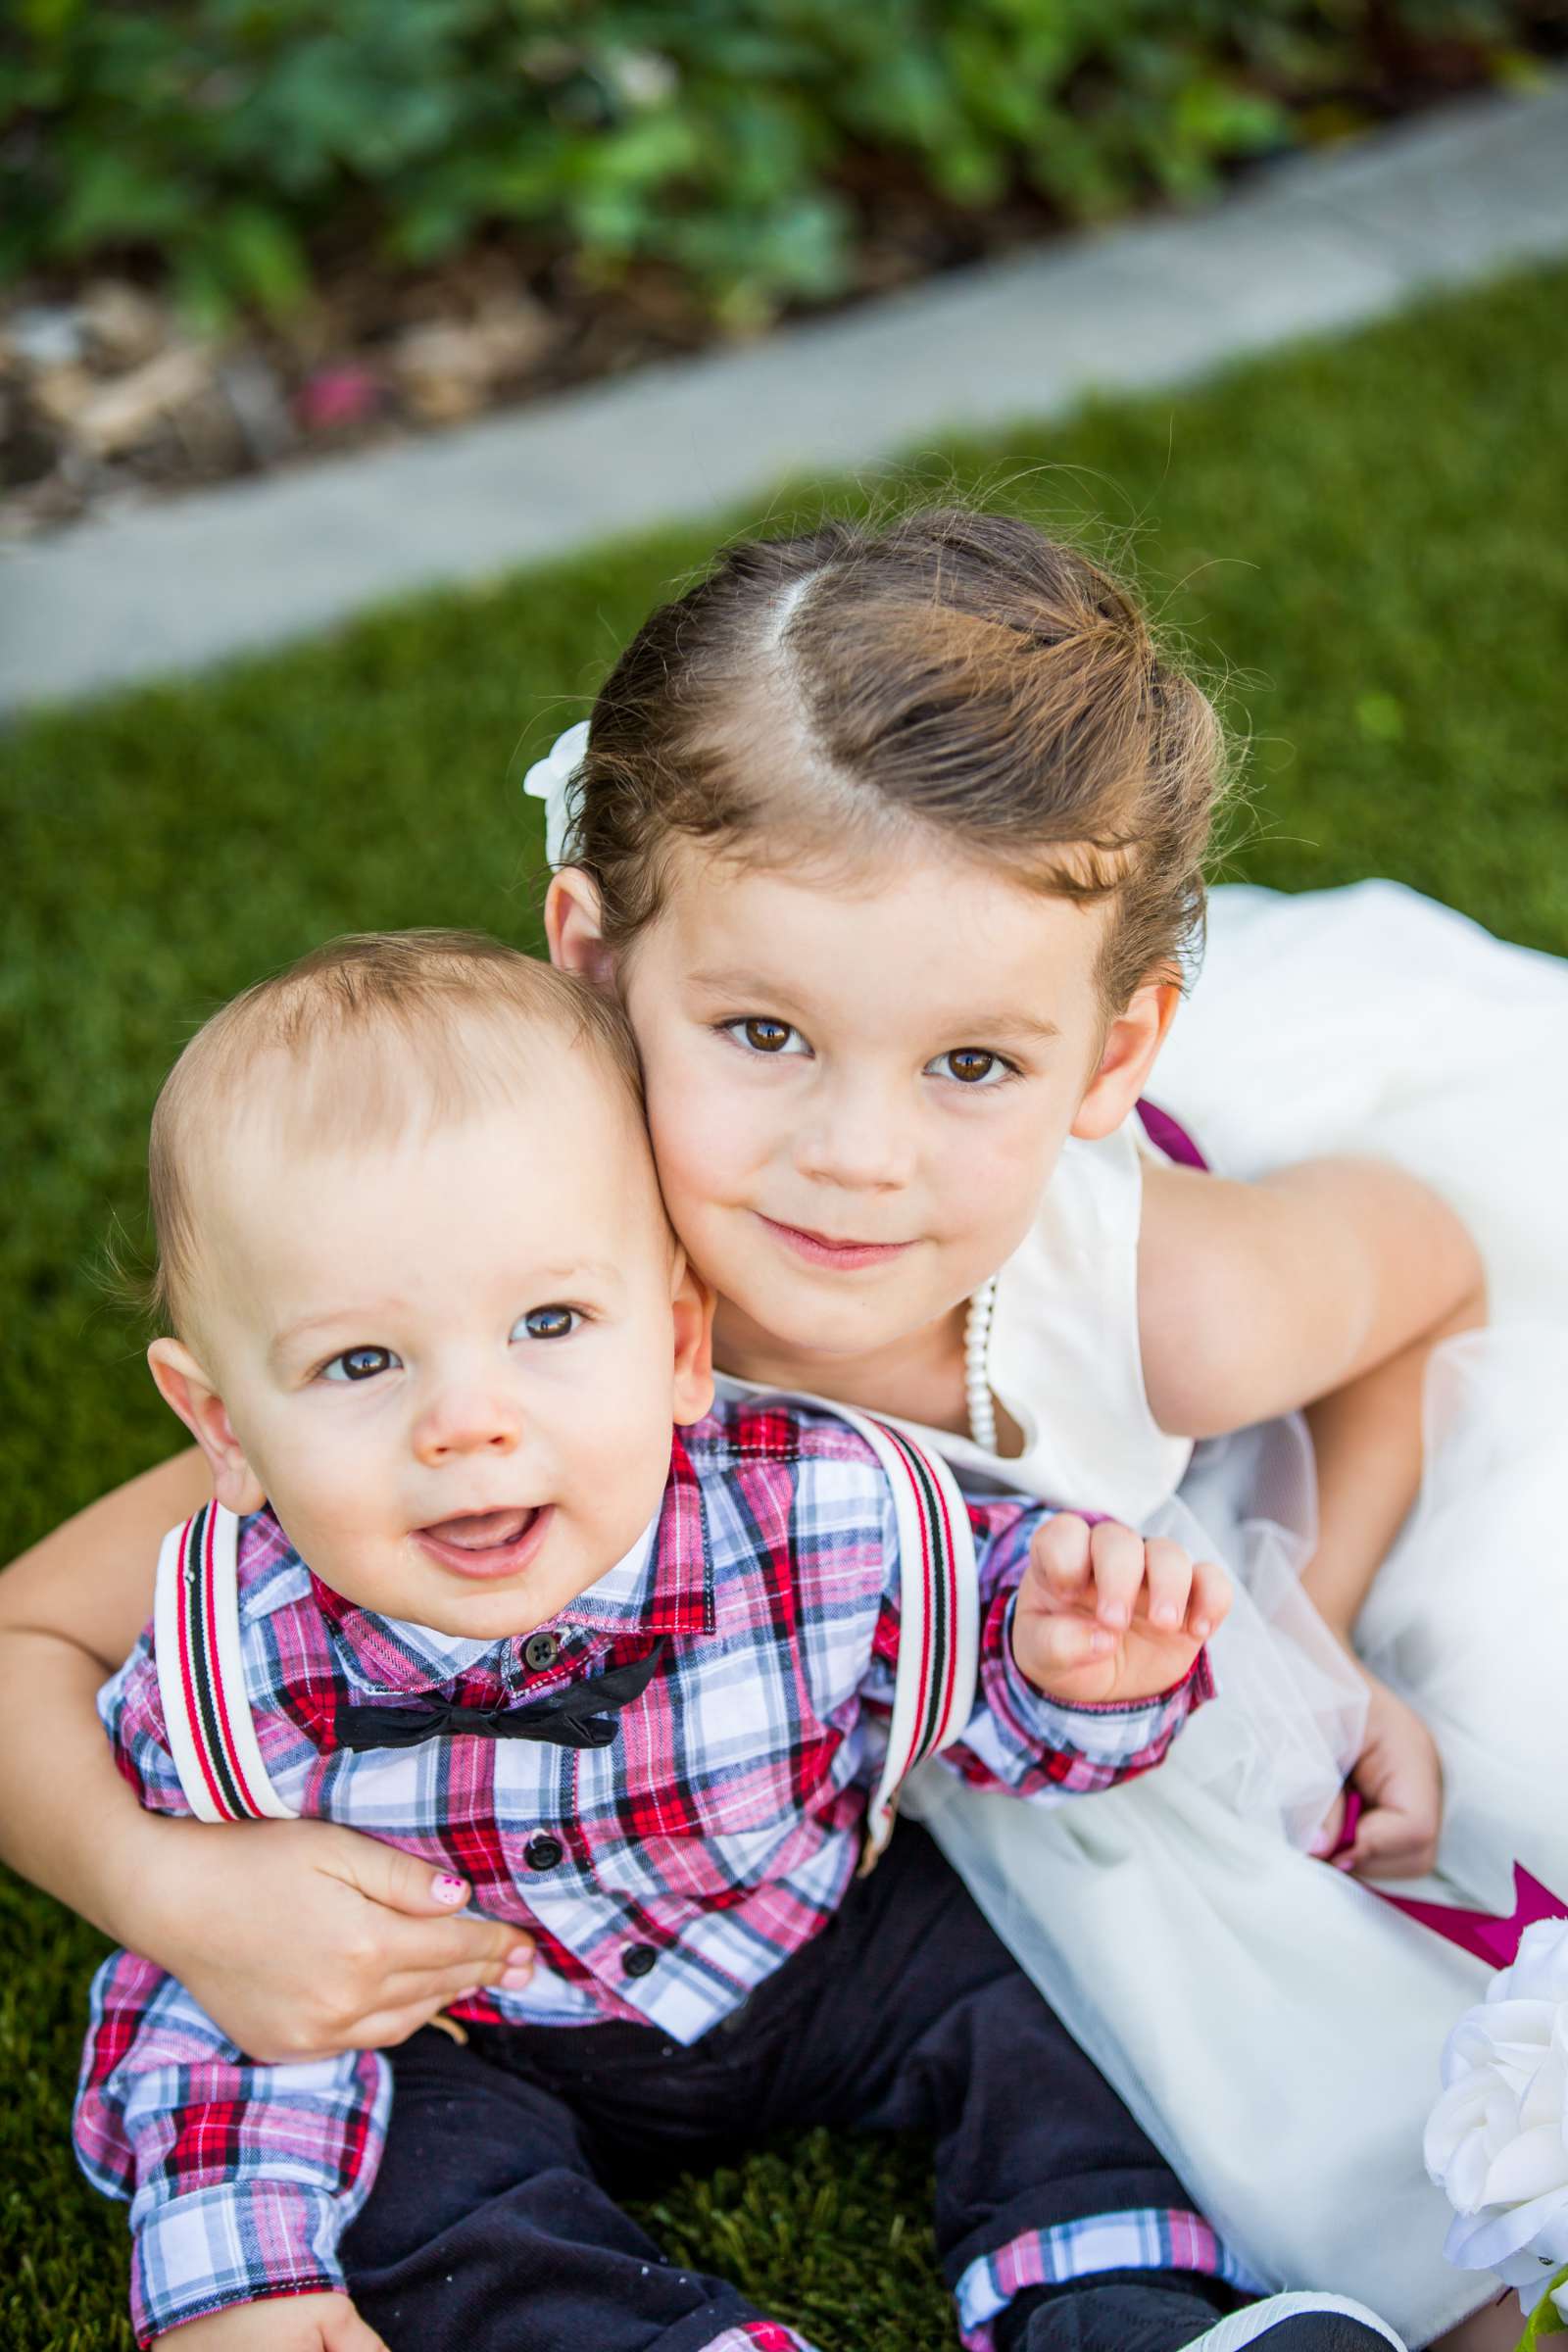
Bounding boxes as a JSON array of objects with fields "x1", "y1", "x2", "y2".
[{"x1": 1334, "y1": 1790, "x2": 1568, "y2": 1968}]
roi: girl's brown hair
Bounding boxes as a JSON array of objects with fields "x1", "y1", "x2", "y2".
[{"x1": 565, "y1": 507, "x2": 1227, "y2": 1008}]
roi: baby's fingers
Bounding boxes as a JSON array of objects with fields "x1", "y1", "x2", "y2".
[
  {"x1": 1027, "y1": 1514, "x2": 1093, "y2": 1604},
  {"x1": 1140, "y1": 1537, "x2": 1195, "y2": 1632},
  {"x1": 1086, "y1": 1520, "x2": 1148, "y2": 1631},
  {"x1": 1185, "y1": 1555, "x2": 1232, "y2": 1642},
  {"x1": 1017, "y1": 1611, "x2": 1116, "y2": 1682}
]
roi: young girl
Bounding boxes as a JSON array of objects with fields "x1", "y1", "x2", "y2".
[{"x1": 4, "y1": 510, "x2": 1563, "y2": 2348}]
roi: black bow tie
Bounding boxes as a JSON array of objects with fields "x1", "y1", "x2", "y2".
[{"x1": 336, "y1": 1638, "x2": 667, "y2": 1753}]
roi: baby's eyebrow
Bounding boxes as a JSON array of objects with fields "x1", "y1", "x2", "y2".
[
  {"x1": 524, "y1": 1260, "x2": 624, "y2": 1291},
  {"x1": 272, "y1": 1305, "x2": 405, "y2": 1349},
  {"x1": 268, "y1": 1264, "x2": 625, "y2": 1354}
]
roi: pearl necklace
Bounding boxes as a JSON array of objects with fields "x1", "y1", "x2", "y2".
[{"x1": 964, "y1": 1276, "x2": 999, "y2": 1454}]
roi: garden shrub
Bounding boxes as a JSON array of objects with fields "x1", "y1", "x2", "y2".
[{"x1": 0, "y1": 1, "x2": 1550, "y2": 328}]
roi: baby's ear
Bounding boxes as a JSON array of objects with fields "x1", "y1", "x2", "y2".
[
  {"x1": 1071, "y1": 980, "x2": 1180, "y2": 1142},
  {"x1": 147, "y1": 1338, "x2": 267, "y2": 1516},
  {"x1": 668, "y1": 1251, "x2": 716, "y2": 1427}
]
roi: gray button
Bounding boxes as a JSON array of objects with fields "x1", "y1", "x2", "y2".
[
  {"x1": 523, "y1": 1631, "x2": 560, "y2": 1672},
  {"x1": 621, "y1": 1943, "x2": 658, "y2": 1980},
  {"x1": 524, "y1": 1834, "x2": 564, "y2": 1872}
]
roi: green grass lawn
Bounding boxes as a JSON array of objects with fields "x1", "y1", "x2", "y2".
[{"x1": 3, "y1": 261, "x2": 1567, "y2": 2351}]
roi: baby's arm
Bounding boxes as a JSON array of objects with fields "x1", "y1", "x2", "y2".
[
  {"x1": 77, "y1": 1640, "x2": 394, "y2": 2346},
  {"x1": 940, "y1": 1506, "x2": 1228, "y2": 1798},
  {"x1": 77, "y1": 1946, "x2": 390, "y2": 2346},
  {"x1": 0, "y1": 1463, "x2": 525, "y2": 2057}
]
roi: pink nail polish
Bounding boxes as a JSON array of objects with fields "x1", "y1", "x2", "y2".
[
  {"x1": 506, "y1": 1944, "x2": 533, "y2": 1965},
  {"x1": 501, "y1": 1963, "x2": 533, "y2": 1989},
  {"x1": 431, "y1": 1874, "x2": 467, "y2": 1907}
]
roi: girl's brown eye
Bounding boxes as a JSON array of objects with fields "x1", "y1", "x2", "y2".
[
  {"x1": 947, "y1": 1050, "x2": 999, "y2": 1084},
  {"x1": 743, "y1": 1019, "x2": 792, "y2": 1053}
]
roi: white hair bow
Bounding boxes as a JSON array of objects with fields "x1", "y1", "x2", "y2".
[{"x1": 522, "y1": 719, "x2": 590, "y2": 868}]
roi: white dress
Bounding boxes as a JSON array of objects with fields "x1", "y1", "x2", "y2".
[{"x1": 901, "y1": 880, "x2": 1568, "y2": 2349}]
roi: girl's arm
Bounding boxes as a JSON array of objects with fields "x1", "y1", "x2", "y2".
[
  {"x1": 0, "y1": 1454, "x2": 529, "y2": 2056},
  {"x1": 1138, "y1": 1155, "x2": 1486, "y2": 1877},
  {"x1": 1137, "y1": 1154, "x2": 1485, "y2": 1448}
]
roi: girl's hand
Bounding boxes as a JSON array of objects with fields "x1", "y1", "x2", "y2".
[
  {"x1": 155, "y1": 2291, "x2": 386, "y2": 2348},
  {"x1": 1013, "y1": 1514, "x2": 1231, "y2": 1707},
  {"x1": 1315, "y1": 1666, "x2": 1445, "y2": 1882},
  {"x1": 142, "y1": 1816, "x2": 534, "y2": 2061}
]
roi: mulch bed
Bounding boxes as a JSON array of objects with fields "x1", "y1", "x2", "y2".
[{"x1": 2, "y1": 33, "x2": 1559, "y2": 540}]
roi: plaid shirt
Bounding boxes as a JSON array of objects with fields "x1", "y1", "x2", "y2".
[{"x1": 76, "y1": 1394, "x2": 1210, "y2": 2344}]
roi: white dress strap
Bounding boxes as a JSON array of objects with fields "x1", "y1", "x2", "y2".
[
  {"x1": 826, "y1": 1405, "x2": 979, "y2": 1867},
  {"x1": 153, "y1": 1503, "x2": 298, "y2": 1822}
]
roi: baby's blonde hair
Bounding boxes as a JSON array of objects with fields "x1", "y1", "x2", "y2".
[{"x1": 149, "y1": 930, "x2": 643, "y2": 1334}]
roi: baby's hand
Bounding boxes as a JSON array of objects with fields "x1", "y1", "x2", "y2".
[
  {"x1": 1012, "y1": 1515, "x2": 1230, "y2": 1707},
  {"x1": 1313, "y1": 1665, "x2": 1445, "y2": 1881},
  {"x1": 156, "y1": 2291, "x2": 389, "y2": 2349}
]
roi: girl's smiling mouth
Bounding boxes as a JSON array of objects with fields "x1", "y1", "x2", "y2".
[
  {"x1": 415, "y1": 1506, "x2": 555, "y2": 1580},
  {"x1": 756, "y1": 1215, "x2": 915, "y2": 1272}
]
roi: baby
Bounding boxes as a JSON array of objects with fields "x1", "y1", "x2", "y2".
[{"x1": 73, "y1": 929, "x2": 1360, "y2": 2352}]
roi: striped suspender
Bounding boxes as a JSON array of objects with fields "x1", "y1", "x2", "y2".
[
  {"x1": 153, "y1": 1503, "x2": 298, "y2": 1823},
  {"x1": 827, "y1": 1408, "x2": 980, "y2": 1870},
  {"x1": 150, "y1": 1424, "x2": 978, "y2": 1848}
]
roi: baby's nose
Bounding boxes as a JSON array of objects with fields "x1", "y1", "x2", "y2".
[{"x1": 414, "y1": 1388, "x2": 523, "y2": 1462}]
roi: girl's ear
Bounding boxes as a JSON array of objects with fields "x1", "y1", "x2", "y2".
[
  {"x1": 147, "y1": 1338, "x2": 267, "y2": 1515},
  {"x1": 546, "y1": 868, "x2": 616, "y2": 994},
  {"x1": 668, "y1": 1250, "x2": 717, "y2": 1428},
  {"x1": 1070, "y1": 980, "x2": 1181, "y2": 1142}
]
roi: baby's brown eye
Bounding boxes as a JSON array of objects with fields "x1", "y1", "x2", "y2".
[
  {"x1": 743, "y1": 1019, "x2": 792, "y2": 1054},
  {"x1": 947, "y1": 1050, "x2": 998, "y2": 1084}
]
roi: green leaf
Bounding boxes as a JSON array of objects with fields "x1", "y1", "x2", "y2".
[
  {"x1": 213, "y1": 203, "x2": 310, "y2": 318},
  {"x1": 1519, "y1": 2269, "x2": 1568, "y2": 2347},
  {"x1": 18, "y1": 0, "x2": 82, "y2": 40}
]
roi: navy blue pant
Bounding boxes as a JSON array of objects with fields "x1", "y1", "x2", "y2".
[{"x1": 342, "y1": 1823, "x2": 1209, "y2": 2351}]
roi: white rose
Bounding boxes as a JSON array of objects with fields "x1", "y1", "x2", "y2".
[
  {"x1": 1426, "y1": 1919, "x2": 1568, "y2": 2318},
  {"x1": 522, "y1": 719, "x2": 591, "y2": 868}
]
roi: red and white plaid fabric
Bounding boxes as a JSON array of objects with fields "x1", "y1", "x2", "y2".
[{"x1": 77, "y1": 1392, "x2": 1211, "y2": 2344}]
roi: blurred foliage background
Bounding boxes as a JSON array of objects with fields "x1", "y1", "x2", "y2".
[{"x1": 4, "y1": 0, "x2": 1561, "y2": 332}]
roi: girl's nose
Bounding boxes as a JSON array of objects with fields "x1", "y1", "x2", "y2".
[
  {"x1": 413, "y1": 1385, "x2": 523, "y2": 1465},
  {"x1": 794, "y1": 1081, "x2": 915, "y2": 1191}
]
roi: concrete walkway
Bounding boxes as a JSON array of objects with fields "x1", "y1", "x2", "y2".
[{"x1": 3, "y1": 78, "x2": 1565, "y2": 716}]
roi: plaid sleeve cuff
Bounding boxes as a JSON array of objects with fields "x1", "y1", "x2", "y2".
[
  {"x1": 129, "y1": 2180, "x2": 344, "y2": 2346},
  {"x1": 966, "y1": 1591, "x2": 1214, "y2": 1797}
]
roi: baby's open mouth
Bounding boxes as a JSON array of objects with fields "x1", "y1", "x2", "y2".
[
  {"x1": 422, "y1": 1508, "x2": 537, "y2": 1551},
  {"x1": 415, "y1": 1506, "x2": 553, "y2": 1579}
]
